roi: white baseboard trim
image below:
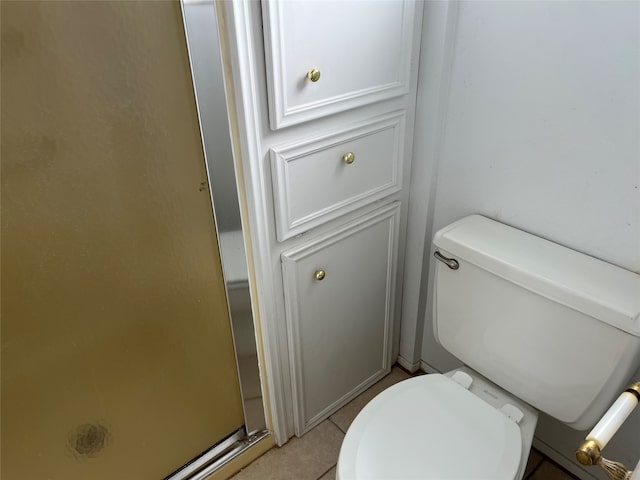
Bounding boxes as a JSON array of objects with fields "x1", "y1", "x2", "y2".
[
  {"x1": 419, "y1": 360, "x2": 442, "y2": 374},
  {"x1": 396, "y1": 355, "x2": 421, "y2": 373}
]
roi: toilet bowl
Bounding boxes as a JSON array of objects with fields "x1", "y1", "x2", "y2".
[
  {"x1": 337, "y1": 367, "x2": 537, "y2": 480},
  {"x1": 337, "y1": 215, "x2": 640, "y2": 480}
]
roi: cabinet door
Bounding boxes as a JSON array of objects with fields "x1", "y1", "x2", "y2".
[
  {"x1": 262, "y1": 1, "x2": 416, "y2": 129},
  {"x1": 281, "y1": 203, "x2": 400, "y2": 434}
]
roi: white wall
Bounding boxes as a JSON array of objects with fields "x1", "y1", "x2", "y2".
[{"x1": 411, "y1": 2, "x2": 640, "y2": 478}]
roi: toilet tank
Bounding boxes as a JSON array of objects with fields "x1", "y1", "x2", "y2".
[{"x1": 433, "y1": 215, "x2": 640, "y2": 430}]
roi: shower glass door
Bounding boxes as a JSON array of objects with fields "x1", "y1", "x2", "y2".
[{"x1": 1, "y1": 1, "x2": 245, "y2": 478}]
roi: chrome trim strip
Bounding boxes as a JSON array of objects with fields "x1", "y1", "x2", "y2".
[
  {"x1": 165, "y1": 428, "x2": 247, "y2": 480},
  {"x1": 190, "y1": 430, "x2": 270, "y2": 480}
]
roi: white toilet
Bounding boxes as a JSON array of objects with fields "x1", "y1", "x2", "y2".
[{"x1": 337, "y1": 215, "x2": 640, "y2": 480}]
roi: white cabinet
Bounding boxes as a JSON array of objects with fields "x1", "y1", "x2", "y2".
[
  {"x1": 220, "y1": 0, "x2": 421, "y2": 442},
  {"x1": 281, "y1": 203, "x2": 400, "y2": 434},
  {"x1": 262, "y1": 0, "x2": 417, "y2": 129},
  {"x1": 270, "y1": 111, "x2": 405, "y2": 240}
]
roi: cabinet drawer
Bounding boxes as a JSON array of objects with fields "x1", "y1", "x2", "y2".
[
  {"x1": 281, "y1": 203, "x2": 400, "y2": 434},
  {"x1": 262, "y1": 0, "x2": 416, "y2": 129},
  {"x1": 270, "y1": 112, "x2": 404, "y2": 241}
]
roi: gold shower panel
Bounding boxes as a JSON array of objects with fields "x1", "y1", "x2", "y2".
[{"x1": 1, "y1": 1, "x2": 245, "y2": 478}]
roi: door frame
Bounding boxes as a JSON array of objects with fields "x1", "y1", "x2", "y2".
[{"x1": 215, "y1": 0, "x2": 293, "y2": 444}]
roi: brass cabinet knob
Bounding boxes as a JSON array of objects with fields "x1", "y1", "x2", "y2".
[
  {"x1": 314, "y1": 269, "x2": 326, "y2": 281},
  {"x1": 342, "y1": 152, "x2": 355, "y2": 164},
  {"x1": 306, "y1": 68, "x2": 321, "y2": 82}
]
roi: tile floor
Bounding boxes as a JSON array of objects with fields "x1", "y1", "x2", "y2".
[{"x1": 231, "y1": 366, "x2": 581, "y2": 480}]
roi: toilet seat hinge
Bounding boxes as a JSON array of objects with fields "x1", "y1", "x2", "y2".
[
  {"x1": 500, "y1": 404, "x2": 524, "y2": 424},
  {"x1": 451, "y1": 371, "x2": 473, "y2": 390}
]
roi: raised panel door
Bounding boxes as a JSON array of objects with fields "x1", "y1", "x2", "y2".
[
  {"x1": 262, "y1": 0, "x2": 416, "y2": 129},
  {"x1": 281, "y1": 203, "x2": 400, "y2": 434}
]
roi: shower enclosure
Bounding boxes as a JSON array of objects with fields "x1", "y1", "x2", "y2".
[{"x1": 1, "y1": 1, "x2": 265, "y2": 478}]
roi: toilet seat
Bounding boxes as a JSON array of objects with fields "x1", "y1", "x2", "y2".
[{"x1": 337, "y1": 374, "x2": 522, "y2": 480}]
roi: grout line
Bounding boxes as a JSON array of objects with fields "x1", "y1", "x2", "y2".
[
  {"x1": 327, "y1": 416, "x2": 347, "y2": 434},
  {"x1": 395, "y1": 362, "x2": 414, "y2": 376},
  {"x1": 314, "y1": 463, "x2": 337, "y2": 480},
  {"x1": 525, "y1": 459, "x2": 545, "y2": 479},
  {"x1": 553, "y1": 461, "x2": 582, "y2": 480}
]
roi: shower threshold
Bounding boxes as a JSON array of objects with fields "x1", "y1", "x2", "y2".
[{"x1": 165, "y1": 427, "x2": 269, "y2": 480}]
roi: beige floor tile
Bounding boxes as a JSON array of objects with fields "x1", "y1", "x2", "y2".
[
  {"x1": 230, "y1": 421, "x2": 344, "y2": 480},
  {"x1": 318, "y1": 466, "x2": 336, "y2": 480},
  {"x1": 527, "y1": 460, "x2": 580, "y2": 480},
  {"x1": 329, "y1": 366, "x2": 411, "y2": 433},
  {"x1": 523, "y1": 448, "x2": 545, "y2": 478}
]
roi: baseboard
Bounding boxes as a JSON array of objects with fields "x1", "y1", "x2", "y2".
[
  {"x1": 419, "y1": 360, "x2": 442, "y2": 374},
  {"x1": 396, "y1": 355, "x2": 421, "y2": 373}
]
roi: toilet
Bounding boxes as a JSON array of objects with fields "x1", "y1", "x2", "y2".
[{"x1": 337, "y1": 215, "x2": 640, "y2": 480}]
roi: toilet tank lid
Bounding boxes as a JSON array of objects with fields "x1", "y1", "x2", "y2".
[{"x1": 433, "y1": 215, "x2": 640, "y2": 337}]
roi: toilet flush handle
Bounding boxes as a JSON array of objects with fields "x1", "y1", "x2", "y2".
[{"x1": 434, "y1": 251, "x2": 459, "y2": 270}]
